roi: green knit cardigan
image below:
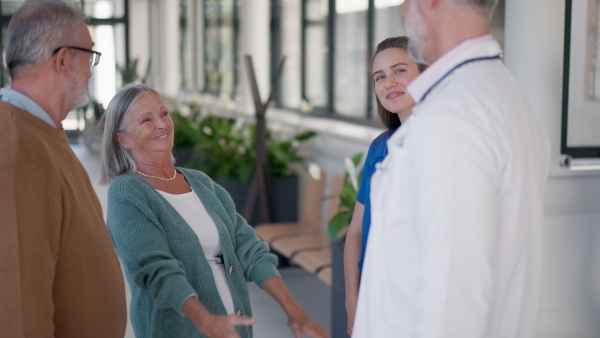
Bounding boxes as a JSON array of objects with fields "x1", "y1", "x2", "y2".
[{"x1": 107, "y1": 167, "x2": 280, "y2": 338}]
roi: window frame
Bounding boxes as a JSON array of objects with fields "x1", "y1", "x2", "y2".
[
  {"x1": 271, "y1": 0, "x2": 506, "y2": 125},
  {"x1": 0, "y1": 0, "x2": 130, "y2": 89},
  {"x1": 270, "y1": 0, "x2": 379, "y2": 124},
  {"x1": 202, "y1": 0, "x2": 239, "y2": 98}
]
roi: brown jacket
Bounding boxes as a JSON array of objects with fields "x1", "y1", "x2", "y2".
[{"x1": 0, "y1": 102, "x2": 127, "y2": 337}]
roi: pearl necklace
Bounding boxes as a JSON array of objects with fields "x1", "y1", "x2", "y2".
[{"x1": 136, "y1": 169, "x2": 177, "y2": 181}]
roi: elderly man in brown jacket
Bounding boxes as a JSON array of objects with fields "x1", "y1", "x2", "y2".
[{"x1": 0, "y1": 1, "x2": 126, "y2": 337}]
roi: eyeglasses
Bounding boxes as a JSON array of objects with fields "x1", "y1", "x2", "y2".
[{"x1": 52, "y1": 46, "x2": 102, "y2": 67}]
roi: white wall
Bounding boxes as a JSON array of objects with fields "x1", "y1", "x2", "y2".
[{"x1": 505, "y1": 0, "x2": 600, "y2": 335}]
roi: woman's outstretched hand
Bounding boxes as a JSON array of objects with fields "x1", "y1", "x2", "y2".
[
  {"x1": 194, "y1": 313, "x2": 255, "y2": 338},
  {"x1": 182, "y1": 296, "x2": 254, "y2": 338},
  {"x1": 287, "y1": 310, "x2": 329, "y2": 338},
  {"x1": 262, "y1": 276, "x2": 329, "y2": 338}
]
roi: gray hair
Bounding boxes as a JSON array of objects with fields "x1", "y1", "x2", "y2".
[
  {"x1": 5, "y1": 0, "x2": 86, "y2": 78},
  {"x1": 99, "y1": 84, "x2": 169, "y2": 184},
  {"x1": 456, "y1": 0, "x2": 500, "y2": 19}
]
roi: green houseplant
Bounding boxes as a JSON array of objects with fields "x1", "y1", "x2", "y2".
[
  {"x1": 170, "y1": 105, "x2": 317, "y2": 224},
  {"x1": 326, "y1": 153, "x2": 363, "y2": 241},
  {"x1": 171, "y1": 109, "x2": 316, "y2": 182},
  {"x1": 324, "y1": 153, "x2": 363, "y2": 335}
]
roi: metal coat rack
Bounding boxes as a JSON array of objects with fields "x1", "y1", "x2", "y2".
[{"x1": 242, "y1": 55, "x2": 286, "y2": 224}]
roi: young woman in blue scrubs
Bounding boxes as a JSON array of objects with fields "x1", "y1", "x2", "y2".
[{"x1": 344, "y1": 36, "x2": 427, "y2": 335}]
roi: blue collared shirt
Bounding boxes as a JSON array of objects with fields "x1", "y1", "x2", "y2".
[{"x1": 0, "y1": 88, "x2": 56, "y2": 127}]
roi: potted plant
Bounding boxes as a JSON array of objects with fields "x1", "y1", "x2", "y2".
[
  {"x1": 326, "y1": 153, "x2": 363, "y2": 241},
  {"x1": 325, "y1": 153, "x2": 363, "y2": 338},
  {"x1": 171, "y1": 105, "x2": 317, "y2": 225}
]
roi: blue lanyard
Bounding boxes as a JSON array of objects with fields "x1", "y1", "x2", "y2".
[{"x1": 420, "y1": 54, "x2": 503, "y2": 102}]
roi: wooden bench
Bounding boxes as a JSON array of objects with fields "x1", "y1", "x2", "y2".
[
  {"x1": 254, "y1": 168, "x2": 326, "y2": 244},
  {"x1": 316, "y1": 266, "x2": 332, "y2": 286},
  {"x1": 279, "y1": 175, "x2": 344, "y2": 285}
]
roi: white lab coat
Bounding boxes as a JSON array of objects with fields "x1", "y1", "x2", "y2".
[{"x1": 353, "y1": 40, "x2": 550, "y2": 337}]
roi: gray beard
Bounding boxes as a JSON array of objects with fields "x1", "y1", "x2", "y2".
[
  {"x1": 68, "y1": 73, "x2": 90, "y2": 110},
  {"x1": 406, "y1": 26, "x2": 429, "y2": 65},
  {"x1": 71, "y1": 90, "x2": 89, "y2": 109}
]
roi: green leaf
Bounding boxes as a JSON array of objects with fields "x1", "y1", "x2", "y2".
[
  {"x1": 328, "y1": 211, "x2": 352, "y2": 242},
  {"x1": 350, "y1": 153, "x2": 363, "y2": 166},
  {"x1": 324, "y1": 152, "x2": 364, "y2": 242},
  {"x1": 294, "y1": 130, "x2": 317, "y2": 141},
  {"x1": 171, "y1": 109, "x2": 317, "y2": 182}
]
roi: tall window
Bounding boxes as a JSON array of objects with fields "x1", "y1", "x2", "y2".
[
  {"x1": 0, "y1": 0, "x2": 129, "y2": 109},
  {"x1": 272, "y1": 0, "x2": 505, "y2": 123},
  {"x1": 179, "y1": 0, "x2": 194, "y2": 90},
  {"x1": 373, "y1": 0, "x2": 406, "y2": 48},
  {"x1": 0, "y1": 0, "x2": 26, "y2": 87},
  {"x1": 83, "y1": 0, "x2": 128, "y2": 108},
  {"x1": 302, "y1": 0, "x2": 328, "y2": 111},
  {"x1": 334, "y1": 0, "x2": 368, "y2": 118},
  {"x1": 204, "y1": 0, "x2": 238, "y2": 98},
  {"x1": 272, "y1": 0, "x2": 302, "y2": 109}
]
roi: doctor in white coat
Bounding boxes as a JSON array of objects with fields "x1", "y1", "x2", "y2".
[{"x1": 353, "y1": 0, "x2": 551, "y2": 337}]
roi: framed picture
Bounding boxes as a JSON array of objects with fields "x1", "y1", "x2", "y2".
[{"x1": 561, "y1": 0, "x2": 600, "y2": 158}]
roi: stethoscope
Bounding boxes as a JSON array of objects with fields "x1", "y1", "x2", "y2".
[
  {"x1": 393, "y1": 54, "x2": 503, "y2": 147},
  {"x1": 420, "y1": 54, "x2": 503, "y2": 102},
  {"x1": 377, "y1": 53, "x2": 503, "y2": 172}
]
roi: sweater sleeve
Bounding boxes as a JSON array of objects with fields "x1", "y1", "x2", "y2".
[
  {"x1": 107, "y1": 179, "x2": 197, "y2": 315},
  {"x1": 211, "y1": 181, "x2": 280, "y2": 288}
]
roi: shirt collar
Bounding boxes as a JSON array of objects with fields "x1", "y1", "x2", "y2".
[
  {"x1": 407, "y1": 35, "x2": 501, "y2": 104},
  {"x1": 0, "y1": 88, "x2": 57, "y2": 127}
]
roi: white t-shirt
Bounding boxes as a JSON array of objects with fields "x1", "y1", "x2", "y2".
[{"x1": 157, "y1": 189, "x2": 235, "y2": 314}]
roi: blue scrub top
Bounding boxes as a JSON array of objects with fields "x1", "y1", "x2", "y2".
[{"x1": 356, "y1": 129, "x2": 395, "y2": 271}]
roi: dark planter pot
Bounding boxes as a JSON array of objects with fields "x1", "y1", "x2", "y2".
[
  {"x1": 331, "y1": 240, "x2": 349, "y2": 337},
  {"x1": 214, "y1": 176, "x2": 299, "y2": 226}
]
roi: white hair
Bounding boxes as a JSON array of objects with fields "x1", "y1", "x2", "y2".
[
  {"x1": 455, "y1": 0, "x2": 500, "y2": 19},
  {"x1": 99, "y1": 84, "x2": 174, "y2": 184},
  {"x1": 5, "y1": 0, "x2": 85, "y2": 77}
]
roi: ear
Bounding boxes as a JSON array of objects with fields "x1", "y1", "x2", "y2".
[
  {"x1": 116, "y1": 132, "x2": 130, "y2": 150},
  {"x1": 50, "y1": 47, "x2": 72, "y2": 76},
  {"x1": 422, "y1": 0, "x2": 439, "y2": 11}
]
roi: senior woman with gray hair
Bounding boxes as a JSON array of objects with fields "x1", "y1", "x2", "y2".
[{"x1": 100, "y1": 84, "x2": 327, "y2": 338}]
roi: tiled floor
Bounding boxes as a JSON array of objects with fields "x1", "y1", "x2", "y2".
[{"x1": 71, "y1": 140, "x2": 331, "y2": 337}]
